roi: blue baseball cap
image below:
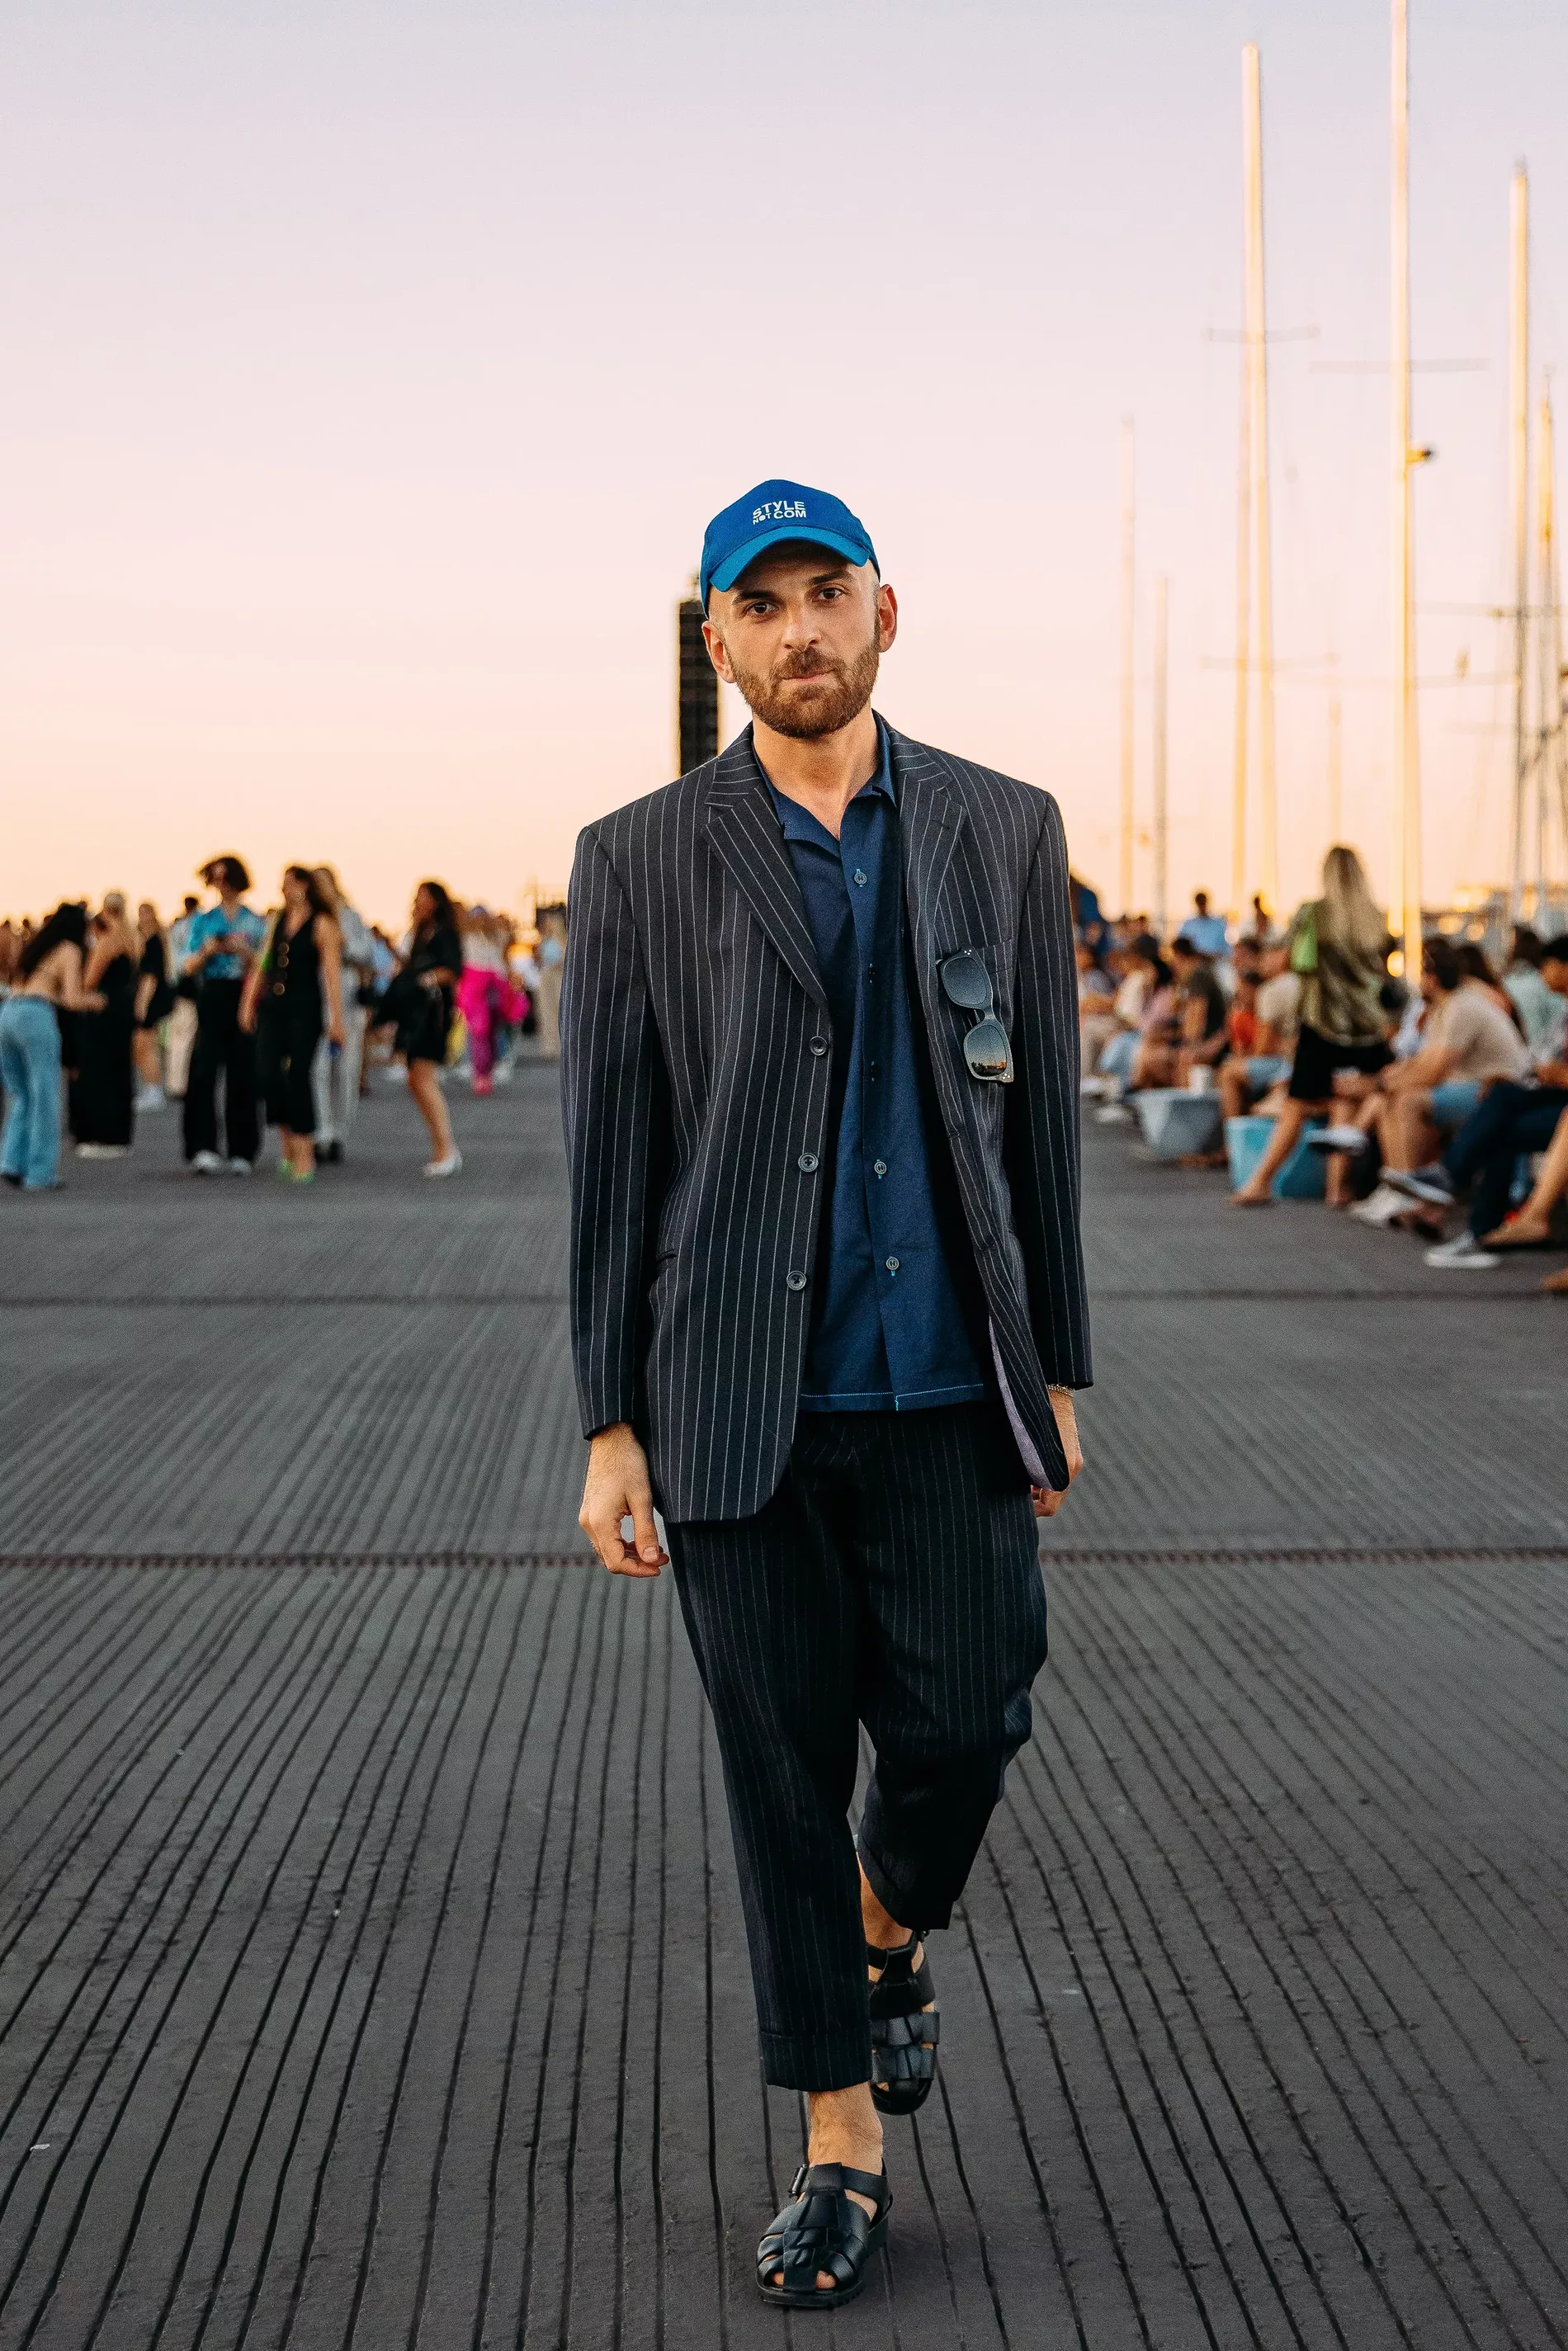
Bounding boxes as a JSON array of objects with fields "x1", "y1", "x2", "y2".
[{"x1": 699, "y1": 478, "x2": 877, "y2": 611}]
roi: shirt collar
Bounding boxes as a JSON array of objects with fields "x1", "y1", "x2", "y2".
[{"x1": 763, "y1": 719, "x2": 895, "y2": 845}]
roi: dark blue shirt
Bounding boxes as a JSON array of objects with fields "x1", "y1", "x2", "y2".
[{"x1": 763, "y1": 731, "x2": 985, "y2": 1413}]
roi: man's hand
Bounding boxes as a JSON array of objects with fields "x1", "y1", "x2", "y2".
[
  {"x1": 580, "y1": 1422, "x2": 669, "y2": 1576},
  {"x1": 1032, "y1": 1391, "x2": 1084, "y2": 1521}
]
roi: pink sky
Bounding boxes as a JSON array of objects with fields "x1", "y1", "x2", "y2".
[{"x1": 4, "y1": 1, "x2": 1567, "y2": 931}]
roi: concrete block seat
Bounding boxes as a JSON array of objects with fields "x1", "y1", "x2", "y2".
[
  {"x1": 1225, "y1": 1112, "x2": 1327, "y2": 1199},
  {"x1": 1134, "y1": 1088, "x2": 1223, "y2": 1160}
]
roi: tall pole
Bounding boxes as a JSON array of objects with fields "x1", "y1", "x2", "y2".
[
  {"x1": 1152, "y1": 575, "x2": 1169, "y2": 940},
  {"x1": 1243, "y1": 44, "x2": 1278, "y2": 925},
  {"x1": 1230, "y1": 74, "x2": 1253, "y2": 928},
  {"x1": 1328, "y1": 687, "x2": 1343, "y2": 847},
  {"x1": 1390, "y1": 0, "x2": 1422, "y2": 981},
  {"x1": 1537, "y1": 385, "x2": 1556, "y2": 914},
  {"x1": 1119, "y1": 418, "x2": 1136, "y2": 917},
  {"x1": 1509, "y1": 166, "x2": 1531, "y2": 917}
]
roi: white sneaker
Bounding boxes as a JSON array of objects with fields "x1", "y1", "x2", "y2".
[
  {"x1": 1094, "y1": 1102, "x2": 1131, "y2": 1126},
  {"x1": 1424, "y1": 1231, "x2": 1500, "y2": 1268},
  {"x1": 75, "y1": 1143, "x2": 129, "y2": 1159},
  {"x1": 424, "y1": 1150, "x2": 463, "y2": 1178},
  {"x1": 229, "y1": 1158, "x2": 254, "y2": 1176},
  {"x1": 134, "y1": 1085, "x2": 167, "y2": 1112},
  {"x1": 493, "y1": 1058, "x2": 514, "y2": 1086},
  {"x1": 1347, "y1": 1182, "x2": 1406, "y2": 1227},
  {"x1": 1079, "y1": 1075, "x2": 1107, "y2": 1099},
  {"x1": 191, "y1": 1150, "x2": 224, "y2": 1175},
  {"x1": 1307, "y1": 1125, "x2": 1371, "y2": 1154}
]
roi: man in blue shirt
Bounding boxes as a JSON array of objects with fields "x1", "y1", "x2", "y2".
[
  {"x1": 1176, "y1": 890, "x2": 1230, "y2": 958},
  {"x1": 181, "y1": 856, "x2": 267, "y2": 1173},
  {"x1": 569, "y1": 480, "x2": 1088, "y2": 2312}
]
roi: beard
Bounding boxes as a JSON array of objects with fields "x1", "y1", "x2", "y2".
[{"x1": 725, "y1": 626, "x2": 881, "y2": 740}]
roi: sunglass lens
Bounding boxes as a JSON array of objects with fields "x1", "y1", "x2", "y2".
[
  {"x1": 964, "y1": 1016, "x2": 1012, "y2": 1081},
  {"x1": 940, "y1": 951, "x2": 992, "y2": 1011}
]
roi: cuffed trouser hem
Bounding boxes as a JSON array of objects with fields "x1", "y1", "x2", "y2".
[
  {"x1": 759, "y1": 2028, "x2": 872, "y2": 2094},
  {"x1": 857, "y1": 1834, "x2": 956, "y2": 1934}
]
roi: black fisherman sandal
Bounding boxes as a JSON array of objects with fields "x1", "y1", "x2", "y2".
[
  {"x1": 756, "y1": 2161, "x2": 890, "y2": 2309},
  {"x1": 867, "y1": 1933, "x2": 940, "y2": 2115}
]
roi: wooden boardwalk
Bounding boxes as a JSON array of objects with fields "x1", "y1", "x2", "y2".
[{"x1": 2, "y1": 1068, "x2": 1566, "y2": 2348}]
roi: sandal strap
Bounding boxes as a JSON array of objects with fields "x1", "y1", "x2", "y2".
[{"x1": 758, "y1": 2163, "x2": 890, "y2": 2293}]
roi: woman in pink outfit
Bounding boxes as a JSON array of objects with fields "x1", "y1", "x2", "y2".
[{"x1": 456, "y1": 908, "x2": 527, "y2": 1096}]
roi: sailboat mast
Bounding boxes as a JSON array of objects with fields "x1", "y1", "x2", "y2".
[
  {"x1": 1537, "y1": 385, "x2": 1557, "y2": 913},
  {"x1": 1509, "y1": 166, "x2": 1530, "y2": 918},
  {"x1": 1119, "y1": 418, "x2": 1136, "y2": 917},
  {"x1": 1153, "y1": 575, "x2": 1169, "y2": 941},
  {"x1": 1390, "y1": 0, "x2": 1422, "y2": 981},
  {"x1": 1243, "y1": 45, "x2": 1278, "y2": 925}
]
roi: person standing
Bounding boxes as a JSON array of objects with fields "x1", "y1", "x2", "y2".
[
  {"x1": 532, "y1": 905, "x2": 565, "y2": 1060},
  {"x1": 1, "y1": 904, "x2": 103, "y2": 1191},
  {"x1": 164, "y1": 894, "x2": 202, "y2": 1100},
  {"x1": 309, "y1": 866, "x2": 375, "y2": 1162},
  {"x1": 73, "y1": 892, "x2": 139, "y2": 1158},
  {"x1": 1231, "y1": 845, "x2": 1394, "y2": 1206},
  {"x1": 182, "y1": 857, "x2": 267, "y2": 1175},
  {"x1": 132, "y1": 901, "x2": 173, "y2": 1112},
  {"x1": 369, "y1": 881, "x2": 462, "y2": 1176},
  {"x1": 240, "y1": 866, "x2": 345, "y2": 1183},
  {"x1": 563, "y1": 481, "x2": 1089, "y2": 2311}
]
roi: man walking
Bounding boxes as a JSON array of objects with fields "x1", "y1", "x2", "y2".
[{"x1": 561, "y1": 480, "x2": 1089, "y2": 2310}]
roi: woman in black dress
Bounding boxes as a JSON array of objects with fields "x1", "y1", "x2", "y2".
[
  {"x1": 73, "y1": 893, "x2": 139, "y2": 1157},
  {"x1": 240, "y1": 866, "x2": 344, "y2": 1183},
  {"x1": 371, "y1": 880, "x2": 462, "y2": 1177},
  {"x1": 133, "y1": 901, "x2": 174, "y2": 1111}
]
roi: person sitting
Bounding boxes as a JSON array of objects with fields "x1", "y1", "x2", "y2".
[
  {"x1": 1092, "y1": 936, "x2": 1174, "y2": 1121},
  {"x1": 1353, "y1": 939, "x2": 1531, "y2": 1228},
  {"x1": 1380, "y1": 932, "x2": 1568, "y2": 1266},
  {"x1": 1219, "y1": 938, "x2": 1299, "y2": 1123},
  {"x1": 1075, "y1": 938, "x2": 1119, "y2": 1079},
  {"x1": 1504, "y1": 924, "x2": 1568, "y2": 1062},
  {"x1": 1130, "y1": 938, "x2": 1227, "y2": 1093}
]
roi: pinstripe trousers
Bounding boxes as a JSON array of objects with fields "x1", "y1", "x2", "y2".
[{"x1": 666, "y1": 1402, "x2": 1046, "y2": 2092}]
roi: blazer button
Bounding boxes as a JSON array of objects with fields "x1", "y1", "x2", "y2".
[
  {"x1": 797, "y1": 1152, "x2": 819, "y2": 1172},
  {"x1": 809, "y1": 1037, "x2": 828, "y2": 1057},
  {"x1": 786, "y1": 1271, "x2": 807, "y2": 1291}
]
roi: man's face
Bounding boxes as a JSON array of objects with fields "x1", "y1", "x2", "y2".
[
  {"x1": 703, "y1": 550, "x2": 897, "y2": 740},
  {"x1": 1543, "y1": 954, "x2": 1568, "y2": 998}
]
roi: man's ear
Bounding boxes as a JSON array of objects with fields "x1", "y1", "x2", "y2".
[{"x1": 701, "y1": 617, "x2": 735, "y2": 684}]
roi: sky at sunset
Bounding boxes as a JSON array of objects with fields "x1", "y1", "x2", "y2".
[{"x1": 4, "y1": 1, "x2": 1568, "y2": 931}]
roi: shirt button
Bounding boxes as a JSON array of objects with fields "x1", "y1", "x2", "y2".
[
  {"x1": 884, "y1": 1257, "x2": 900, "y2": 1273},
  {"x1": 786, "y1": 1271, "x2": 807, "y2": 1291},
  {"x1": 797, "y1": 1152, "x2": 819, "y2": 1172},
  {"x1": 852, "y1": 869, "x2": 868, "y2": 887},
  {"x1": 873, "y1": 1159, "x2": 888, "y2": 1178},
  {"x1": 809, "y1": 1037, "x2": 828, "y2": 1057}
]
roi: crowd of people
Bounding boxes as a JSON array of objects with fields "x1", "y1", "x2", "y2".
[
  {"x1": 1076, "y1": 851, "x2": 1568, "y2": 1294},
  {"x1": 0, "y1": 857, "x2": 568, "y2": 1193}
]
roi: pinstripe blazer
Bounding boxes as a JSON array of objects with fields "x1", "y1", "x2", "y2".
[{"x1": 560, "y1": 719, "x2": 1091, "y2": 1523}]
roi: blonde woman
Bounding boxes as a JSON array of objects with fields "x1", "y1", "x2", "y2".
[
  {"x1": 1231, "y1": 846, "x2": 1395, "y2": 1206},
  {"x1": 74, "y1": 892, "x2": 141, "y2": 1157}
]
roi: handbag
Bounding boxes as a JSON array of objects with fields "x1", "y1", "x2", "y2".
[{"x1": 1291, "y1": 904, "x2": 1319, "y2": 975}]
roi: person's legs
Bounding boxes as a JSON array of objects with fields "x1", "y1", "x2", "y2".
[
  {"x1": 1474, "y1": 1095, "x2": 1568, "y2": 1239},
  {"x1": 222, "y1": 994, "x2": 260, "y2": 1166},
  {"x1": 854, "y1": 1408, "x2": 1045, "y2": 1935},
  {"x1": 1383, "y1": 1087, "x2": 1437, "y2": 1173},
  {"x1": 182, "y1": 990, "x2": 222, "y2": 1160},
  {"x1": 407, "y1": 1058, "x2": 456, "y2": 1164},
  {"x1": 0, "y1": 1001, "x2": 64, "y2": 1188},
  {"x1": 1232, "y1": 1096, "x2": 1312, "y2": 1201}
]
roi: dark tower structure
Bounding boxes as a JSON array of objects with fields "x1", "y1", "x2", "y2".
[{"x1": 678, "y1": 592, "x2": 720, "y2": 775}]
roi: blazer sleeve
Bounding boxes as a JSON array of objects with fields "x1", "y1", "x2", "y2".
[
  {"x1": 1004, "y1": 794, "x2": 1093, "y2": 1389},
  {"x1": 560, "y1": 826, "x2": 664, "y2": 1438}
]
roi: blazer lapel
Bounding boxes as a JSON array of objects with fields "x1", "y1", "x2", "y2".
[
  {"x1": 702, "y1": 726, "x2": 827, "y2": 1008},
  {"x1": 889, "y1": 725, "x2": 967, "y2": 971}
]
